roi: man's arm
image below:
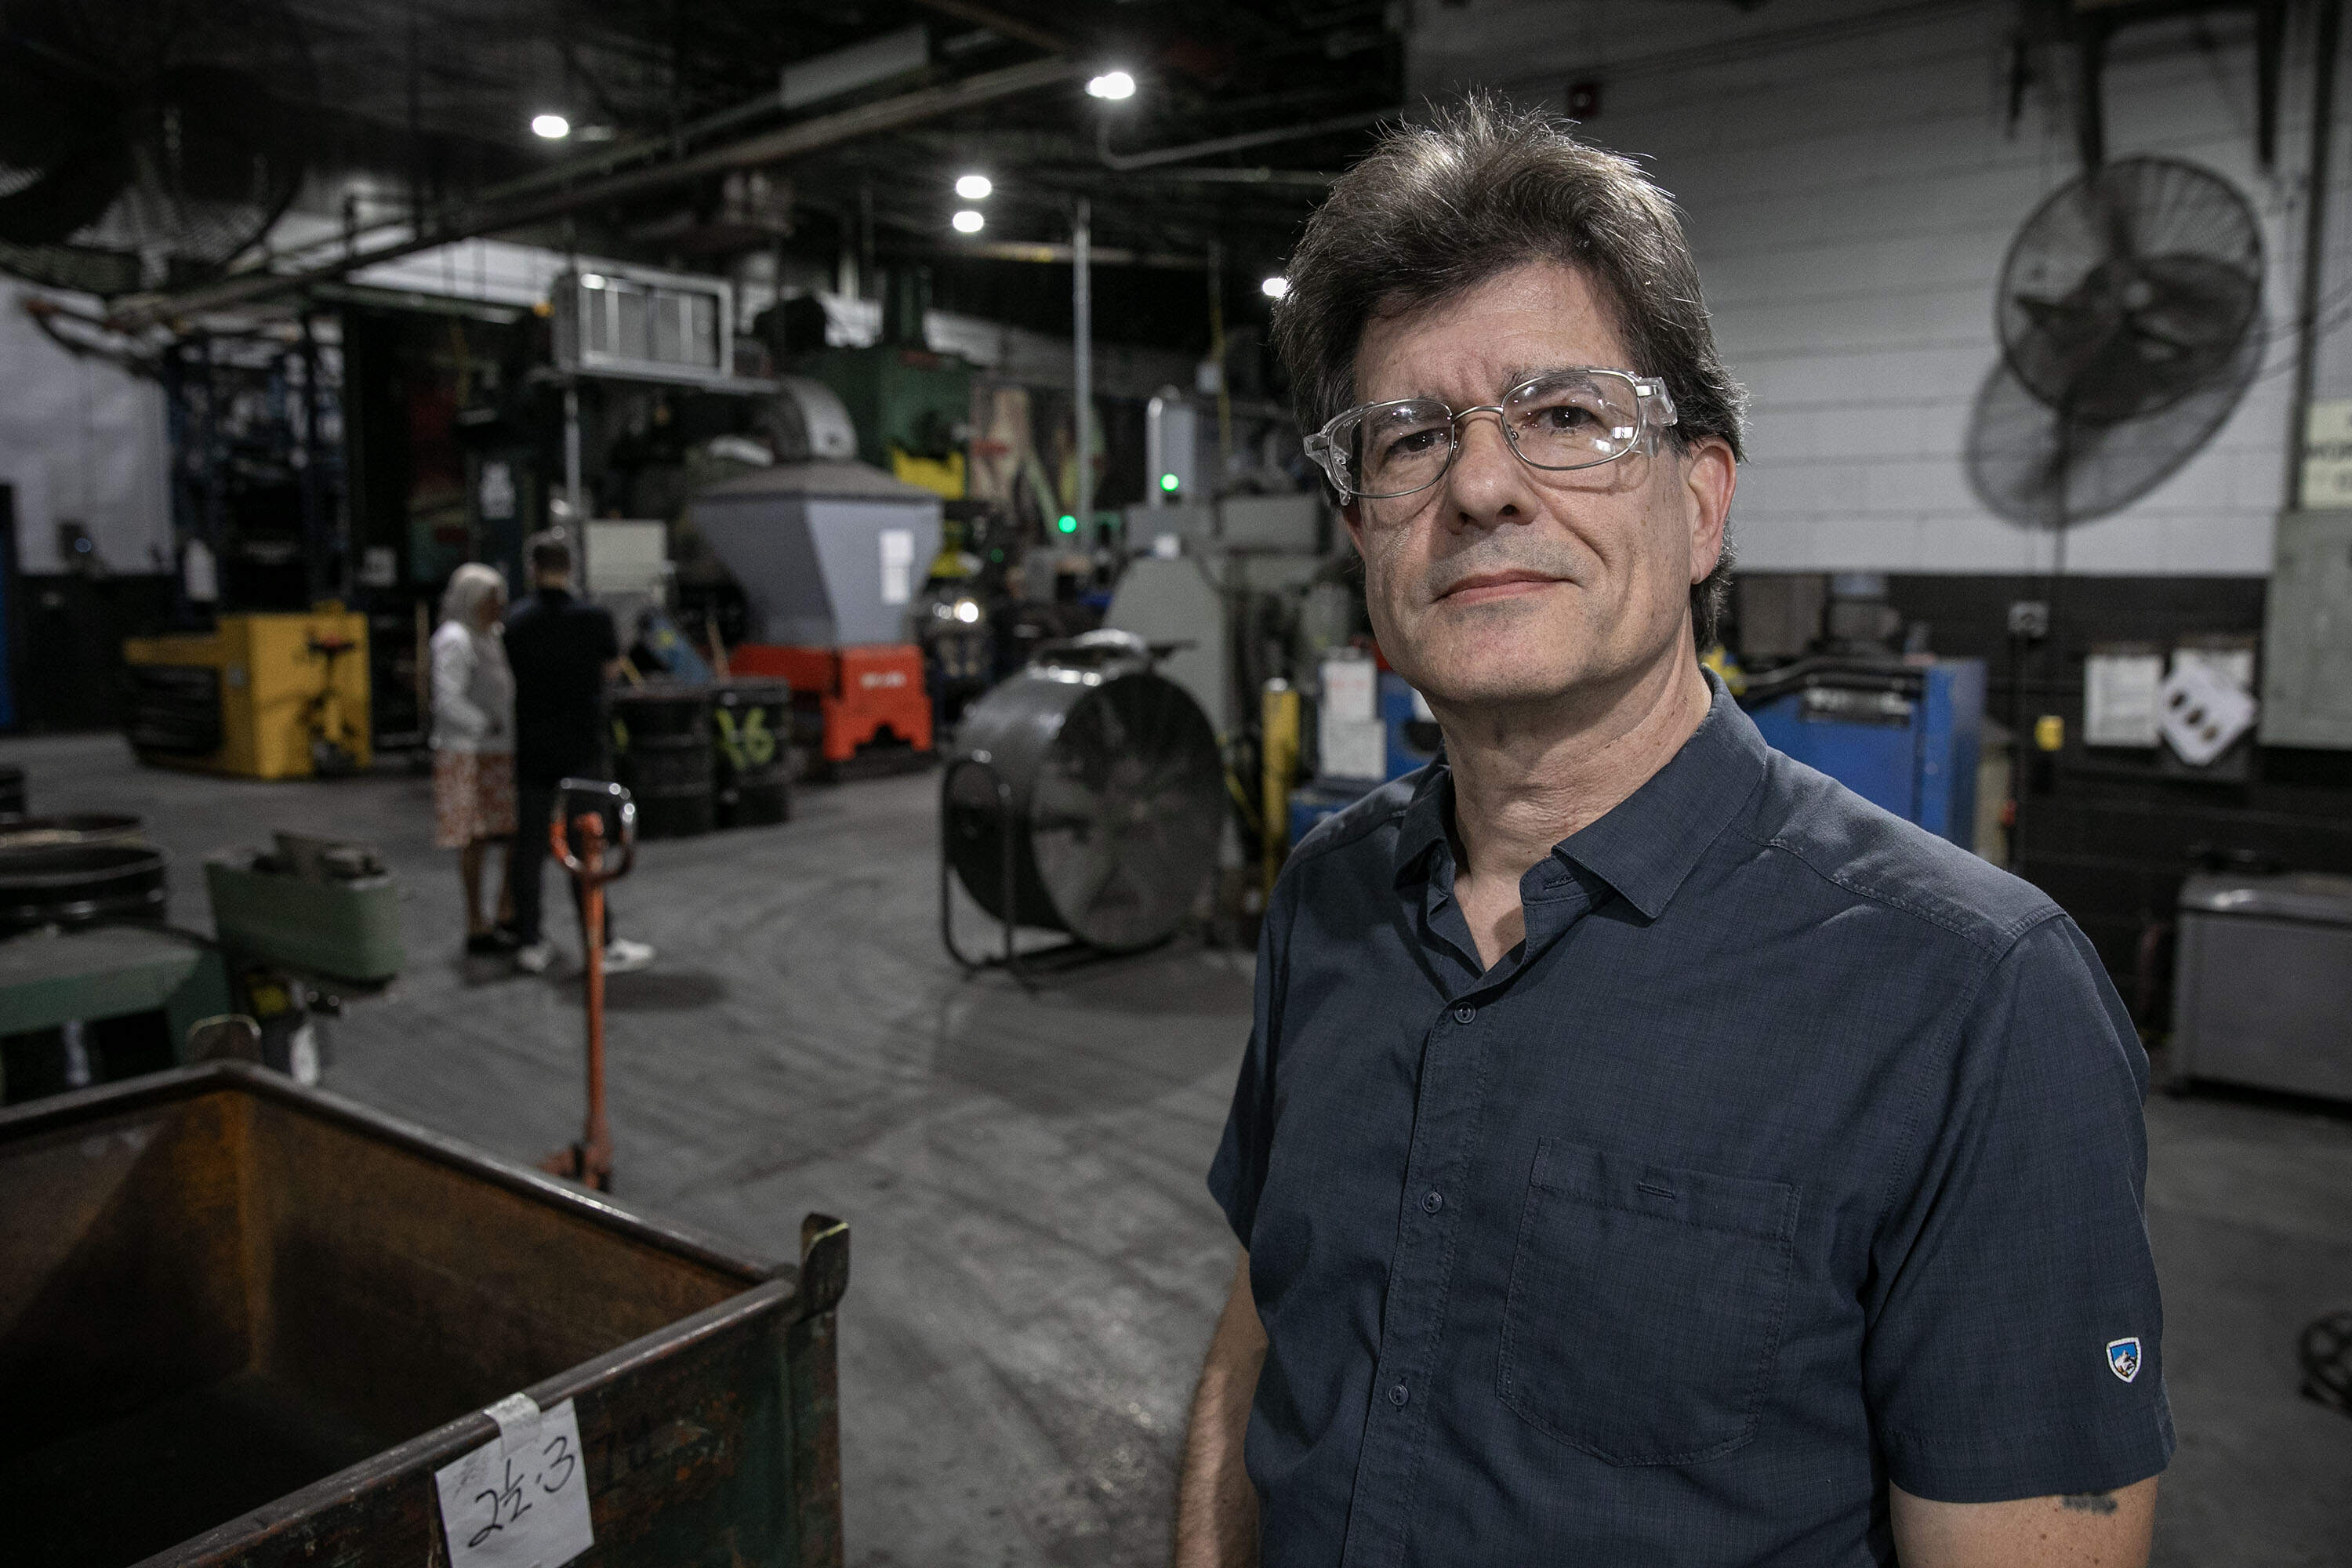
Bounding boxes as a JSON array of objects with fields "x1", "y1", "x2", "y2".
[
  {"x1": 1174, "y1": 1249, "x2": 1265, "y2": 1568},
  {"x1": 1892, "y1": 1478, "x2": 2157, "y2": 1568}
]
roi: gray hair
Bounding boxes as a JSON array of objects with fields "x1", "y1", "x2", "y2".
[
  {"x1": 1273, "y1": 94, "x2": 1746, "y2": 645},
  {"x1": 439, "y1": 562, "x2": 507, "y2": 630}
]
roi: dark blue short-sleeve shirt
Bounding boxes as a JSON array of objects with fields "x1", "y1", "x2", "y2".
[{"x1": 1209, "y1": 678, "x2": 2172, "y2": 1568}]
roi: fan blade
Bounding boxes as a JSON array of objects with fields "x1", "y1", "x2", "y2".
[
  {"x1": 2093, "y1": 167, "x2": 2140, "y2": 263},
  {"x1": 0, "y1": 24, "x2": 133, "y2": 241},
  {"x1": 0, "y1": 138, "x2": 132, "y2": 245}
]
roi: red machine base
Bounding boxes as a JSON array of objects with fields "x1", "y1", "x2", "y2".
[{"x1": 730, "y1": 644, "x2": 934, "y2": 771}]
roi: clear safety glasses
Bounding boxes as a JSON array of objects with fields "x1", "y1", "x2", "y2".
[{"x1": 1303, "y1": 368, "x2": 1678, "y2": 503}]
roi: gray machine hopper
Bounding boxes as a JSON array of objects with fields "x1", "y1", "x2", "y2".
[{"x1": 690, "y1": 460, "x2": 944, "y2": 647}]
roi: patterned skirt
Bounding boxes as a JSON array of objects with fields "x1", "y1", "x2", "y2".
[{"x1": 432, "y1": 750, "x2": 519, "y2": 849}]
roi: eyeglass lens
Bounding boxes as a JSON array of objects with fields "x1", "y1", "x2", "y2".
[{"x1": 1350, "y1": 371, "x2": 1646, "y2": 499}]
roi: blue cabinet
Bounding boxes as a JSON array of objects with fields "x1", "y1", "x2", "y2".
[{"x1": 1744, "y1": 660, "x2": 1985, "y2": 848}]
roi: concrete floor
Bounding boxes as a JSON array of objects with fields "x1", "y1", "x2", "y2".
[{"x1": 5, "y1": 731, "x2": 2350, "y2": 1566}]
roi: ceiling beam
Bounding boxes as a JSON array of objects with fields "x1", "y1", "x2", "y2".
[
  {"x1": 909, "y1": 238, "x2": 1209, "y2": 268},
  {"x1": 108, "y1": 54, "x2": 1084, "y2": 328},
  {"x1": 906, "y1": 0, "x2": 1072, "y2": 55}
]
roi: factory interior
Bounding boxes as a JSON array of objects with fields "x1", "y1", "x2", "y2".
[{"x1": 2, "y1": 0, "x2": 2350, "y2": 1564}]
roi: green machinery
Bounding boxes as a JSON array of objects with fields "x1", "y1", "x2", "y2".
[{"x1": 795, "y1": 269, "x2": 973, "y2": 499}]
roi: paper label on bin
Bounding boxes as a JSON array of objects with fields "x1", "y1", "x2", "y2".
[{"x1": 434, "y1": 1396, "x2": 594, "y2": 1568}]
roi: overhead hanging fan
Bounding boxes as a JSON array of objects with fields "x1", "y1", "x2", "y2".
[
  {"x1": 0, "y1": 0, "x2": 315, "y2": 297},
  {"x1": 1966, "y1": 156, "x2": 2265, "y2": 532}
]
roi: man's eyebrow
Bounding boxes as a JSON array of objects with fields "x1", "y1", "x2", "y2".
[{"x1": 1371, "y1": 368, "x2": 1550, "y2": 405}]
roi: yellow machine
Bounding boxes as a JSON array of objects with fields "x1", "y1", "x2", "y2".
[
  {"x1": 122, "y1": 609, "x2": 372, "y2": 780},
  {"x1": 1261, "y1": 679, "x2": 1301, "y2": 896}
]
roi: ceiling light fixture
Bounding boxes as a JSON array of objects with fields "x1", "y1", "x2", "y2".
[
  {"x1": 952, "y1": 209, "x2": 985, "y2": 234},
  {"x1": 1086, "y1": 71, "x2": 1136, "y2": 101},
  {"x1": 955, "y1": 173, "x2": 993, "y2": 200},
  {"x1": 1261, "y1": 275, "x2": 1290, "y2": 300},
  {"x1": 531, "y1": 113, "x2": 572, "y2": 140}
]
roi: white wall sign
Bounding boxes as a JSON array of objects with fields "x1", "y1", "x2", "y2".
[
  {"x1": 2302, "y1": 400, "x2": 2352, "y2": 510},
  {"x1": 1317, "y1": 656, "x2": 1385, "y2": 781},
  {"x1": 479, "y1": 460, "x2": 517, "y2": 521},
  {"x1": 2084, "y1": 652, "x2": 2162, "y2": 747},
  {"x1": 2159, "y1": 660, "x2": 2258, "y2": 767},
  {"x1": 1319, "y1": 657, "x2": 1376, "y2": 723},
  {"x1": 2171, "y1": 644, "x2": 2256, "y2": 693}
]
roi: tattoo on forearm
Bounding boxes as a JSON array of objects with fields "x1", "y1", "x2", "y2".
[{"x1": 2059, "y1": 1492, "x2": 2118, "y2": 1515}]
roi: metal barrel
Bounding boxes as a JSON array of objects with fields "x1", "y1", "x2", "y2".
[
  {"x1": 0, "y1": 814, "x2": 147, "y2": 852},
  {"x1": 0, "y1": 844, "x2": 169, "y2": 936},
  {"x1": 712, "y1": 681, "x2": 793, "y2": 827},
  {"x1": 946, "y1": 666, "x2": 1223, "y2": 952},
  {"x1": 612, "y1": 687, "x2": 714, "y2": 840},
  {"x1": 0, "y1": 765, "x2": 23, "y2": 816}
]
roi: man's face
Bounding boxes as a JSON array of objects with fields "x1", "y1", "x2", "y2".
[{"x1": 1345, "y1": 261, "x2": 1733, "y2": 718}]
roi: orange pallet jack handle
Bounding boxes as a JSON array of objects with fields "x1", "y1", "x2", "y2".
[{"x1": 540, "y1": 779, "x2": 637, "y2": 1192}]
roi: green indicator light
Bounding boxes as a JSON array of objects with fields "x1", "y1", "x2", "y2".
[
  {"x1": 1159, "y1": 472, "x2": 1180, "y2": 492},
  {"x1": 1056, "y1": 514, "x2": 1078, "y2": 533}
]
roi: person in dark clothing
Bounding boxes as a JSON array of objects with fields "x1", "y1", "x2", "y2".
[
  {"x1": 1174, "y1": 100, "x2": 2166, "y2": 1568},
  {"x1": 504, "y1": 531, "x2": 655, "y2": 975}
]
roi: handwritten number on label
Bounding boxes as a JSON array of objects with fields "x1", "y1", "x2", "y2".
[
  {"x1": 542, "y1": 1432, "x2": 576, "y2": 1492},
  {"x1": 468, "y1": 1487, "x2": 499, "y2": 1549},
  {"x1": 466, "y1": 1457, "x2": 536, "y2": 1547}
]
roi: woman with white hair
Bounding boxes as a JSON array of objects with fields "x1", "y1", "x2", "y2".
[{"x1": 432, "y1": 562, "x2": 519, "y2": 953}]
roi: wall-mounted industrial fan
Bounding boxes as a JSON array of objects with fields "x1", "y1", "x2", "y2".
[
  {"x1": 0, "y1": 0, "x2": 315, "y2": 296},
  {"x1": 1966, "y1": 156, "x2": 2265, "y2": 531}
]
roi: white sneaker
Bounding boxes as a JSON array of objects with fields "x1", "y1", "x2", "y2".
[
  {"x1": 513, "y1": 942, "x2": 554, "y2": 975},
  {"x1": 603, "y1": 938, "x2": 655, "y2": 974}
]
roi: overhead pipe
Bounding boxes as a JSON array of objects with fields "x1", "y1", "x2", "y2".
[
  {"x1": 107, "y1": 55, "x2": 1083, "y2": 329},
  {"x1": 2285, "y1": 0, "x2": 2343, "y2": 505},
  {"x1": 906, "y1": 0, "x2": 1072, "y2": 53},
  {"x1": 1097, "y1": 105, "x2": 1397, "y2": 172},
  {"x1": 1028, "y1": 165, "x2": 1334, "y2": 189},
  {"x1": 939, "y1": 238, "x2": 1207, "y2": 269},
  {"x1": 1073, "y1": 198, "x2": 1094, "y2": 535}
]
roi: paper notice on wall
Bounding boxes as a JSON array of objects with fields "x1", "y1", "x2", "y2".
[
  {"x1": 1320, "y1": 657, "x2": 1377, "y2": 722},
  {"x1": 879, "y1": 528, "x2": 914, "y2": 605},
  {"x1": 1317, "y1": 657, "x2": 1383, "y2": 779},
  {"x1": 479, "y1": 460, "x2": 517, "y2": 521},
  {"x1": 2084, "y1": 652, "x2": 2163, "y2": 747},
  {"x1": 434, "y1": 1395, "x2": 595, "y2": 1568},
  {"x1": 1320, "y1": 718, "x2": 1388, "y2": 782},
  {"x1": 2170, "y1": 644, "x2": 2256, "y2": 694},
  {"x1": 2300, "y1": 399, "x2": 2352, "y2": 510},
  {"x1": 2159, "y1": 660, "x2": 2258, "y2": 767}
]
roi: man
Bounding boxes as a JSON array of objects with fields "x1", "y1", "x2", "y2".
[
  {"x1": 1175, "y1": 100, "x2": 2169, "y2": 1568},
  {"x1": 505, "y1": 530, "x2": 655, "y2": 976}
]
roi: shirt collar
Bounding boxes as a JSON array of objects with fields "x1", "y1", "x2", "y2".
[
  {"x1": 1389, "y1": 670, "x2": 1768, "y2": 921},
  {"x1": 1393, "y1": 761, "x2": 1454, "y2": 886}
]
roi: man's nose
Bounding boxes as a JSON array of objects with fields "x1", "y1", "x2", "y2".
[{"x1": 1443, "y1": 408, "x2": 1533, "y2": 530}]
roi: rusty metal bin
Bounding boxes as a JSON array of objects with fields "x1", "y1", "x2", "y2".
[{"x1": 0, "y1": 1062, "x2": 847, "y2": 1567}]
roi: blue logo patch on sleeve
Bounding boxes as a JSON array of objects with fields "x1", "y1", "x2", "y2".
[{"x1": 2107, "y1": 1338, "x2": 2142, "y2": 1383}]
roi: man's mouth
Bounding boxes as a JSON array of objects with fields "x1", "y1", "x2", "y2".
[{"x1": 1437, "y1": 568, "x2": 1568, "y2": 605}]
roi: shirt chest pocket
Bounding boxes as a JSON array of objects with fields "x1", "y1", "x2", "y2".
[{"x1": 1497, "y1": 1138, "x2": 1798, "y2": 1466}]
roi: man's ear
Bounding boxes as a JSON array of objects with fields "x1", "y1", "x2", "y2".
[{"x1": 1682, "y1": 436, "x2": 1736, "y2": 585}]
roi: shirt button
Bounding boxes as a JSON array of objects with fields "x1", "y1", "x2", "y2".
[
  {"x1": 1453, "y1": 1005, "x2": 1475, "y2": 1025},
  {"x1": 1388, "y1": 1382, "x2": 1410, "y2": 1407},
  {"x1": 1421, "y1": 1190, "x2": 1443, "y2": 1214}
]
